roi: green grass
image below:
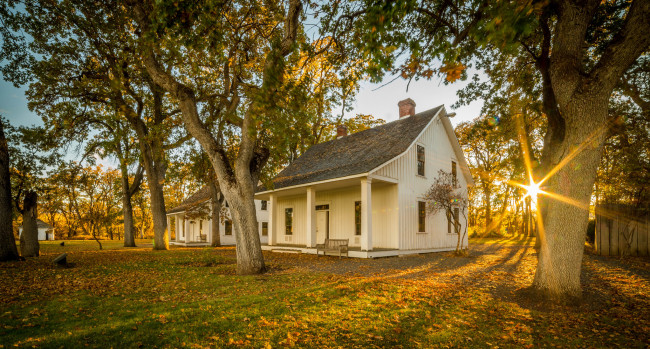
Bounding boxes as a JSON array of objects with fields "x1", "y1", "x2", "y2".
[{"x1": 0, "y1": 240, "x2": 647, "y2": 348}]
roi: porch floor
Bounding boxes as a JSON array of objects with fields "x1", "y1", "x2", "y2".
[
  {"x1": 261, "y1": 244, "x2": 454, "y2": 259},
  {"x1": 170, "y1": 241, "x2": 212, "y2": 247}
]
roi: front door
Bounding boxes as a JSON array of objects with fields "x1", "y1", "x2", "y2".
[{"x1": 316, "y1": 210, "x2": 329, "y2": 244}]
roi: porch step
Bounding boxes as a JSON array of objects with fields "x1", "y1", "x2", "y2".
[{"x1": 270, "y1": 249, "x2": 302, "y2": 254}]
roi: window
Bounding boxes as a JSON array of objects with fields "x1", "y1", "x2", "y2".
[
  {"x1": 262, "y1": 222, "x2": 268, "y2": 236},
  {"x1": 315, "y1": 204, "x2": 329, "y2": 210},
  {"x1": 285, "y1": 208, "x2": 293, "y2": 235},
  {"x1": 261, "y1": 200, "x2": 267, "y2": 210},
  {"x1": 354, "y1": 201, "x2": 361, "y2": 235},
  {"x1": 417, "y1": 145, "x2": 425, "y2": 176},
  {"x1": 447, "y1": 207, "x2": 460, "y2": 234},
  {"x1": 451, "y1": 160, "x2": 457, "y2": 185},
  {"x1": 225, "y1": 220, "x2": 232, "y2": 235},
  {"x1": 418, "y1": 201, "x2": 426, "y2": 232}
]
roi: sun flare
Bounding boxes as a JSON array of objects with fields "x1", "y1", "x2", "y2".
[{"x1": 524, "y1": 181, "x2": 541, "y2": 201}]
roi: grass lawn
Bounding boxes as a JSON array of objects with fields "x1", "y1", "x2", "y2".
[{"x1": 1, "y1": 238, "x2": 648, "y2": 348}]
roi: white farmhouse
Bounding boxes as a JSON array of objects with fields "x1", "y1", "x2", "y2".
[
  {"x1": 254, "y1": 100, "x2": 474, "y2": 258},
  {"x1": 19, "y1": 219, "x2": 55, "y2": 241},
  {"x1": 166, "y1": 187, "x2": 269, "y2": 246}
]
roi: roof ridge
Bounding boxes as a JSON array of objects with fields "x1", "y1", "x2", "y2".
[
  {"x1": 310, "y1": 104, "x2": 444, "y2": 149},
  {"x1": 271, "y1": 105, "x2": 444, "y2": 189}
]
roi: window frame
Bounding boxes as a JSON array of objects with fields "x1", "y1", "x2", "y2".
[
  {"x1": 285, "y1": 207, "x2": 293, "y2": 235},
  {"x1": 224, "y1": 219, "x2": 232, "y2": 236},
  {"x1": 451, "y1": 160, "x2": 457, "y2": 185},
  {"x1": 417, "y1": 145, "x2": 426, "y2": 176},
  {"x1": 418, "y1": 201, "x2": 426, "y2": 233},
  {"x1": 261, "y1": 222, "x2": 268, "y2": 236},
  {"x1": 447, "y1": 206, "x2": 460, "y2": 234},
  {"x1": 354, "y1": 201, "x2": 361, "y2": 236}
]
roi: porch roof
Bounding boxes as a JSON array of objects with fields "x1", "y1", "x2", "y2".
[
  {"x1": 167, "y1": 186, "x2": 210, "y2": 214},
  {"x1": 255, "y1": 174, "x2": 397, "y2": 199}
]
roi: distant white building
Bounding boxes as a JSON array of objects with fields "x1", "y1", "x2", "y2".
[
  {"x1": 19, "y1": 219, "x2": 55, "y2": 241},
  {"x1": 166, "y1": 186, "x2": 269, "y2": 246},
  {"x1": 255, "y1": 100, "x2": 474, "y2": 258}
]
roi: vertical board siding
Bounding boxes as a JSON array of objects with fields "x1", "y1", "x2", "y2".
[
  {"x1": 372, "y1": 117, "x2": 469, "y2": 251},
  {"x1": 595, "y1": 205, "x2": 649, "y2": 256},
  {"x1": 374, "y1": 158, "x2": 399, "y2": 178},
  {"x1": 274, "y1": 185, "x2": 399, "y2": 249}
]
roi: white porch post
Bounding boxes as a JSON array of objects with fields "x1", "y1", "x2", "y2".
[
  {"x1": 306, "y1": 187, "x2": 316, "y2": 247},
  {"x1": 175, "y1": 215, "x2": 180, "y2": 242},
  {"x1": 268, "y1": 194, "x2": 276, "y2": 246},
  {"x1": 361, "y1": 178, "x2": 373, "y2": 251},
  {"x1": 184, "y1": 218, "x2": 190, "y2": 243}
]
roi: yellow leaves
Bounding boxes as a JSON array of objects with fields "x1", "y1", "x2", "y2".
[
  {"x1": 439, "y1": 62, "x2": 466, "y2": 82},
  {"x1": 156, "y1": 314, "x2": 169, "y2": 324},
  {"x1": 279, "y1": 331, "x2": 301, "y2": 347}
]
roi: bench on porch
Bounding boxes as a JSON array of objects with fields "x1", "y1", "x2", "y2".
[{"x1": 316, "y1": 239, "x2": 349, "y2": 258}]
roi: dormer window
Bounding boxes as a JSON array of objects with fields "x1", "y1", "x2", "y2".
[{"x1": 417, "y1": 145, "x2": 425, "y2": 176}]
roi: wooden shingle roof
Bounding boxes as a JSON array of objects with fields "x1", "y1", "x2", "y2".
[
  {"x1": 167, "y1": 186, "x2": 210, "y2": 214},
  {"x1": 20, "y1": 219, "x2": 53, "y2": 229},
  {"x1": 272, "y1": 105, "x2": 444, "y2": 189}
]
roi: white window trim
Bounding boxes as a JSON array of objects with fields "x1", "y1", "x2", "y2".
[
  {"x1": 417, "y1": 200, "x2": 427, "y2": 234},
  {"x1": 416, "y1": 143, "x2": 426, "y2": 177},
  {"x1": 284, "y1": 206, "x2": 294, "y2": 236}
]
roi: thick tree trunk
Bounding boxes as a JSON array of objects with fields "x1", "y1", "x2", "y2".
[
  {"x1": 209, "y1": 182, "x2": 222, "y2": 247},
  {"x1": 20, "y1": 191, "x2": 39, "y2": 257},
  {"x1": 224, "y1": 182, "x2": 265, "y2": 274},
  {"x1": 533, "y1": 95, "x2": 609, "y2": 301},
  {"x1": 120, "y1": 86, "x2": 169, "y2": 250},
  {"x1": 148, "y1": 175, "x2": 168, "y2": 249},
  {"x1": 122, "y1": 188, "x2": 137, "y2": 247},
  {"x1": 120, "y1": 164, "x2": 142, "y2": 248},
  {"x1": 0, "y1": 122, "x2": 19, "y2": 261}
]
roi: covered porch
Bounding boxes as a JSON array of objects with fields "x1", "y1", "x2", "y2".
[
  {"x1": 255, "y1": 174, "x2": 400, "y2": 253},
  {"x1": 261, "y1": 244, "x2": 454, "y2": 259},
  {"x1": 166, "y1": 213, "x2": 212, "y2": 247}
]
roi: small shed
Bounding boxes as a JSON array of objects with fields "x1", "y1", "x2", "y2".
[
  {"x1": 595, "y1": 204, "x2": 649, "y2": 256},
  {"x1": 19, "y1": 219, "x2": 55, "y2": 241}
]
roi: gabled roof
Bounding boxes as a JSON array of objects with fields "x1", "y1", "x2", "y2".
[
  {"x1": 272, "y1": 105, "x2": 444, "y2": 189},
  {"x1": 20, "y1": 219, "x2": 53, "y2": 229},
  {"x1": 167, "y1": 186, "x2": 210, "y2": 214}
]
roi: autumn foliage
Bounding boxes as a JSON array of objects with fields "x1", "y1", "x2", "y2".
[{"x1": 0, "y1": 239, "x2": 648, "y2": 347}]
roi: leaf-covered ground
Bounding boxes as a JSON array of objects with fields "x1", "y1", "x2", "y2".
[{"x1": 1, "y1": 237, "x2": 648, "y2": 348}]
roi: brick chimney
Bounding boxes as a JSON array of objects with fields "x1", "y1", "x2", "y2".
[
  {"x1": 336, "y1": 125, "x2": 348, "y2": 139},
  {"x1": 398, "y1": 98, "x2": 416, "y2": 118}
]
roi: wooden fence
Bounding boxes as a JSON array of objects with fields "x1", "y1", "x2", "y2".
[{"x1": 595, "y1": 204, "x2": 649, "y2": 257}]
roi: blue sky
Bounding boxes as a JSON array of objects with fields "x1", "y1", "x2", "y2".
[
  {"x1": 1, "y1": 75, "x2": 482, "y2": 128},
  {"x1": 0, "y1": 73, "x2": 483, "y2": 170}
]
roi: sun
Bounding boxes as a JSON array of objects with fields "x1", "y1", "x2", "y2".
[{"x1": 524, "y1": 181, "x2": 541, "y2": 199}]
